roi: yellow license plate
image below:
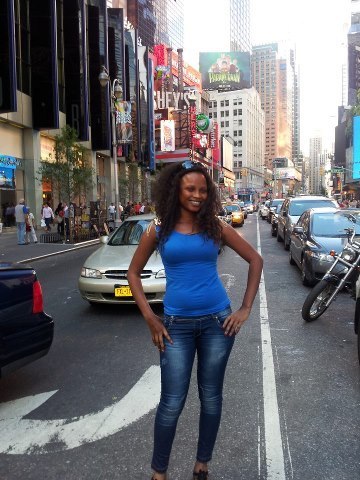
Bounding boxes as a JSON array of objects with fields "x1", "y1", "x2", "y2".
[{"x1": 114, "y1": 286, "x2": 132, "y2": 297}]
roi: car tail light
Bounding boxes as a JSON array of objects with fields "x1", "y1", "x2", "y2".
[{"x1": 33, "y1": 280, "x2": 44, "y2": 314}]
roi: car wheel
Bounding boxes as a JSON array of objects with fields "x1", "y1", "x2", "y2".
[
  {"x1": 301, "y1": 261, "x2": 314, "y2": 286},
  {"x1": 283, "y1": 231, "x2": 290, "y2": 250},
  {"x1": 289, "y1": 248, "x2": 296, "y2": 265}
]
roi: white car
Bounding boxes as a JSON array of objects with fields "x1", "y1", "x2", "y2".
[
  {"x1": 78, "y1": 215, "x2": 166, "y2": 305},
  {"x1": 259, "y1": 200, "x2": 270, "y2": 219}
]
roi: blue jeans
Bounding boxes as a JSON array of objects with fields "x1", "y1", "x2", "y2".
[
  {"x1": 16, "y1": 222, "x2": 26, "y2": 244},
  {"x1": 151, "y1": 307, "x2": 234, "y2": 473}
]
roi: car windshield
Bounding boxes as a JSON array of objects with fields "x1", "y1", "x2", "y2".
[
  {"x1": 312, "y1": 212, "x2": 360, "y2": 237},
  {"x1": 289, "y1": 199, "x2": 336, "y2": 216},
  {"x1": 225, "y1": 205, "x2": 240, "y2": 212},
  {"x1": 270, "y1": 199, "x2": 283, "y2": 207},
  {"x1": 108, "y1": 219, "x2": 151, "y2": 245}
]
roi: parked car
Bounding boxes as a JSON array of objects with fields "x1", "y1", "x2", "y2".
[
  {"x1": 0, "y1": 263, "x2": 54, "y2": 377},
  {"x1": 289, "y1": 208, "x2": 360, "y2": 285},
  {"x1": 271, "y1": 203, "x2": 283, "y2": 237},
  {"x1": 267, "y1": 198, "x2": 284, "y2": 223},
  {"x1": 78, "y1": 214, "x2": 166, "y2": 305},
  {"x1": 277, "y1": 195, "x2": 339, "y2": 250},
  {"x1": 223, "y1": 204, "x2": 245, "y2": 227},
  {"x1": 259, "y1": 200, "x2": 270, "y2": 219}
]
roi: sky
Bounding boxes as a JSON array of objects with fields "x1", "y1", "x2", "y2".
[{"x1": 183, "y1": 0, "x2": 352, "y2": 155}]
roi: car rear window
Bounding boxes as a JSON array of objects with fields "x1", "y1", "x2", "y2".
[
  {"x1": 108, "y1": 219, "x2": 151, "y2": 245},
  {"x1": 289, "y1": 200, "x2": 336, "y2": 216},
  {"x1": 312, "y1": 212, "x2": 360, "y2": 236},
  {"x1": 225, "y1": 205, "x2": 240, "y2": 212}
]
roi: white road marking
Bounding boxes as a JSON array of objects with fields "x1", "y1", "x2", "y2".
[
  {"x1": 0, "y1": 365, "x2": 160, "y2": 454},
  {"x1": 257, "y1": 217, "x2": 287, "y2": 479}
]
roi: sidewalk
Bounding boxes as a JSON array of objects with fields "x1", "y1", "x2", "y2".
[{"x1": 0, "y1": 227, "x2": 99, "y2": 264}]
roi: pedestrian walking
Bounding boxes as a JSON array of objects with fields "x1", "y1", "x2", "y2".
[
  {"x1": 25, "y1": 207, "x2": 38, "y2": 244},
  {"x1": 127, "y1": 161, "x2": 263, "y2": 480},
  {"x1": 42, "y1": 202, "x2": 54, "y2": 231},
  {"x1": 54, "y1": 202, "x2": 65, "y2": 236},
  {"x1": 108, "y1": 202, "x2": 116, "y2": 220},
  {"x1": 14, "y1": 199, "x2": 27, "y2": 245}
]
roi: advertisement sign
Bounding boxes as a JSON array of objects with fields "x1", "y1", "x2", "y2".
[
  {"x1": 199, "y1": 52, "x2": 251, "y2": 91},
  {"x1": 0, "y1": 155, "x2": 17, "y2": 190},
  {"x1": 160, "y1": 120, "x2": 175, "y2": 151},
  {"x1": 353, "y1": 116, "x2": 360, "y2": 180},
  {"x1": 275, "y1": 167, "x2": 301, "y2": 182},
  {"x1": 115, "y1": 100, "x2": 133, "y2": 144}
]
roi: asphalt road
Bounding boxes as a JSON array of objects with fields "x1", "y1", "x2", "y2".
[{"x1": 0, "y1": 215, "x2": 359, "y2": 480}]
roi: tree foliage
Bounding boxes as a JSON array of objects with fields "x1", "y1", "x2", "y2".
[{"x1": 38, "y1": 125, "x2": 94, "y2": 204}]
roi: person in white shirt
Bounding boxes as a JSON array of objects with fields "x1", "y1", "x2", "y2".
[
  {"x1": 108, "y1": 203, "x2": 116, "y2": 220},
  {"x1": 42, "y1": 203, "x2": 54, "y2": 232},
  {"x1": 25, "y1": 208, "x2": 38, "y2": 244}
]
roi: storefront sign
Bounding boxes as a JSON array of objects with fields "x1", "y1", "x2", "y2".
[{"x1": 154, "y1": 90, "x2": 197, "y2": 110}]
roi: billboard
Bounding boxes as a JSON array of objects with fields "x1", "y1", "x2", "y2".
[{"x1": 199, "y1": 52, "x2": 251, "y2": 91}]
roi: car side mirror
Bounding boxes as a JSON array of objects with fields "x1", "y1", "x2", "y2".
[{"x1": 293, "y1": 226, "x2": 303, "y2": 234}]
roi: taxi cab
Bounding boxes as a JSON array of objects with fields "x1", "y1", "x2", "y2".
[{"x1": 222, "y1": 203, "x2": 245, "y2": 227}]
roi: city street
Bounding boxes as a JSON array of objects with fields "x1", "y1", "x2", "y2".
[{"x1": 0, "y1": 215, "x2": 359, "y2": 480}]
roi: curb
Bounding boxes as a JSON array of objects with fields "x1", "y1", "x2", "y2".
[{"x1": 18, "y1": 238, "x2": 100, "y2": 264}]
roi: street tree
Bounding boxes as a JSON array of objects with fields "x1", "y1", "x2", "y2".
[{"x1": 38, "y1": 125, "x2": 94, "y2": 241}]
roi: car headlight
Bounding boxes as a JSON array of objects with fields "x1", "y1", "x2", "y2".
[
  {"x1": 309, "y1": 252, "x2": 334, "y2": 262},
  {"x1": 341, "y1": 247, "x2": 357, "y2": 262},
  {"x1": 81, "y1": 267, "x2": 102, "y2": 278},
  {"x1": 155, "y1": 269, "x2": 166, "y2": 279}
]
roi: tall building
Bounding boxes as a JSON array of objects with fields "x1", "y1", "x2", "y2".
[
  {"x1": 127, "y1": 0, "x2": 184, "y2": 50},
  {"x1": 348, "y1": 1, "x2": 360, "y2": 105},
  {"x1": 208, "y1": 88, "x2": 264, "y2": 194},
  {"x1": 309, "y1": 137, "x2": 323, "y2": 194},
  {"x1": 251, "y1": 43, "x2": 296, "y2": 171},
  {"x1": 229, "y1": 0, "x2": 251, "y2": 52}
]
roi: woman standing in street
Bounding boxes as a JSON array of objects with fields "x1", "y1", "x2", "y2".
[{"x1": 127, "y1": 161, "x2": 263, "y2": 480}]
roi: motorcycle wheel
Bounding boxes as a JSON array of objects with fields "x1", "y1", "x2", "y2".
[{"x1": 302, "y1": 279, "x2": 337, "y2": 322}]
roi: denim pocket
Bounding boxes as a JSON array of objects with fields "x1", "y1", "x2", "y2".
[{"x1": 214, "y1": 307, "x2": 232, "y2": 329}]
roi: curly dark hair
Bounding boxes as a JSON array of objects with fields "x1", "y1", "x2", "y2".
[{"x1": 154, "y1": 162, "x2": 223, "y2": 245}]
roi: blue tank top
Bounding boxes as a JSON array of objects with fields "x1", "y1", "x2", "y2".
[{"x1": 159, "y1": 230, "x2": 230, "y2": 316}]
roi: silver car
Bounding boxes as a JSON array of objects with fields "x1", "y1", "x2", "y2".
[
  {"x1": 277, "y1": 195, "x2": 339, "y2": 250},
  {"x1": 78, "y1": 214, "x2": 166, "y2": 305}
]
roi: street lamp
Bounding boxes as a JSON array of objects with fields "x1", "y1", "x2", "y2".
[{"x1": 99, "y1": 65, "x2": 123, "y2": 225}]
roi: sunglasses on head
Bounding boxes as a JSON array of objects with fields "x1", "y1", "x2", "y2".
[{"x1": 181, "y1": 160, "x2": 203, "y2": 170}]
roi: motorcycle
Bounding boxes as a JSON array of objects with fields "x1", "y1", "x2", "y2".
[{"x1": 302, "y1": 222, "x2": 360, "y2": 320}]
